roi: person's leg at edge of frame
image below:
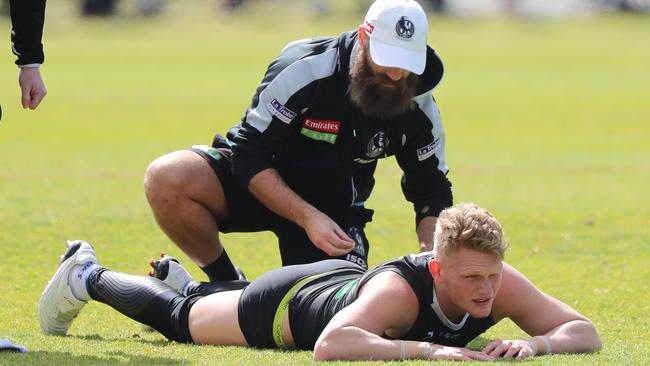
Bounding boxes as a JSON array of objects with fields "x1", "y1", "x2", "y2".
[{"x1": 143, "y1": 150, "x2": 239, "y2": 281}]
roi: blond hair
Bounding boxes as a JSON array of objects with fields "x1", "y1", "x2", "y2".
[{"x1": 433, "y1": 203, "x2": 508, "y2": 259}]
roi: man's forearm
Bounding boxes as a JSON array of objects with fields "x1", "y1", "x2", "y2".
[
  {"x1": 247, "y1": 168, "x2": 318, "y2": 227},
  {"x1": 314, "y1": 326, "x2": 432, "y2": 361},
  {"x1": 416, "y1": 216, "x2": 437, "y2": 252},
  {"x1": 543, "y1": 319, "x2": 602, "y2": 355},
  {"x1": 248, "y1": 167, "x2": 355, "y2": 256}
]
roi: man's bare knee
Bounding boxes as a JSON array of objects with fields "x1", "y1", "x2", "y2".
[
  {"x1": 144, "y1": 151, "x2": 192, "y2": 203},
  {"x1": 143, "y1": 150, "x2": 227, "y2": 216}
]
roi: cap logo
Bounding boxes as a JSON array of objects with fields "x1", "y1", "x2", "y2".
[
  {"x1": 363, "y1": 21, "x2": 375, "y2": 34},
  {"x1": 395, "y1": 16, "x2": 415, "y2": 39}
]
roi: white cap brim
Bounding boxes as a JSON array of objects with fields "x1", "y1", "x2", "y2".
[{"x1": 369, "y1": 37, "x2": 426, "y2": 75}]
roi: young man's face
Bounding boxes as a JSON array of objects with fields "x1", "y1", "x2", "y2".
[
  {"x1": 433, "y1": 247, "x2": 503, "y2": 319},
  {"x1": 347, "y1": 37, "x2": 419, "y2": 120}
]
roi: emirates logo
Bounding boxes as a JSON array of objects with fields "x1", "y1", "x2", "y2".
[{"x1": 395, "y1": 16, "x2": 415, "y2": 39}]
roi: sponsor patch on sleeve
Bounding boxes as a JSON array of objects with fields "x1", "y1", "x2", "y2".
[
  {"x1": 300, "y1": 118, "x2": 341, "y2": 144},
  {"x1": 266, "y1": 98, "x2": 297, "y2": 124},
  {"x1": 417, "y1": 137, "x2": 440, "y2": 161},
  {"x1": 303, "y1": 118, "x2": 341, "y2": 133}
]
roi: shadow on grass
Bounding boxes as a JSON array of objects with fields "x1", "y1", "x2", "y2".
[
  {"x1": 1, "y1": 350, "x2": 186, "y2": 365},
  {"x1": 70, "y1": 334, "x2": 302, "y2": 352},
  {"x1": 71, "y1": 333, "x2": 172, "y2": 346}
]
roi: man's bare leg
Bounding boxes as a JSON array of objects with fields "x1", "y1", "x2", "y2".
[
  {"x1": 144, "y1": 150, "x2": 239, "y2": 281},
  {"x1": 188, "y1": 290, "x2": 248, "y2": 346}
]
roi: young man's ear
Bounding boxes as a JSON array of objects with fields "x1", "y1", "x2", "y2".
[{"x1": 428, "y1": 259, "x2": 441, "y2": 278}]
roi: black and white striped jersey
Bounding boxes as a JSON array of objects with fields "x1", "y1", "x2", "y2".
[
  {"x1": 352, "y1": 253, "x2": 495, "y2": 346},
  {"x1": 287, "y1": 254, "x2": 494, "y2": 350},
  {"x1": 226, "y1": 30, "x2": 452, "y2": 223},
  {"x1": 9, "y1": 0, "x2": 46, "y2": 65}
]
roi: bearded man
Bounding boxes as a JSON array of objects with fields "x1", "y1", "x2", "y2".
[{"x1": 143, "y1": 0, "x2": 452, "y2": 280}]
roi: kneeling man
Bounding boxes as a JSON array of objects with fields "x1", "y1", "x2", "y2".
[{"x1": 39, "y1": 203, "x2": 601, "y2": 361}]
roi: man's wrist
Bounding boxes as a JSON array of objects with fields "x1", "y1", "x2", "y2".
[
  {"x1": 525, "y1": 335, "x2": 552, "y2": 355},
  {"x1": 19, "y1": 63, "x2": 41, "y2": 69},
  {"x1": 523, "y1": 338, "x2": 538, "y2": 355},
  {"x1": 539, "y1": 335, "x2": 552, "y2": 354},
  {"x1": 421, "y1": 342, "x2": 435, "y2": 359},
  {"x1": 292, "y1": 201, "x2": 319, "y2": 228}
]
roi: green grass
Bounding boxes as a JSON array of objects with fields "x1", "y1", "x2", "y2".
[{"x1": 1, "y1": 1, "x2": 649, "y2": 365}]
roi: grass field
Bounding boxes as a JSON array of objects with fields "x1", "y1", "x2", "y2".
[{"x1": 1, "y1": 1, "x2": 649, "y2": 365}]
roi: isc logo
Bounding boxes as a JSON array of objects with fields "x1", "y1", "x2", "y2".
[{"x1": 346, "y1": 254, "x2": 367, "y2": 269}]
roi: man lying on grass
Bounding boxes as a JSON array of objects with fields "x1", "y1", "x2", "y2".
[{"x1": 39, "y1": 203, "x2": 601, "y2": 361}]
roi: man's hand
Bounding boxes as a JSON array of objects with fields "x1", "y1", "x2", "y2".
[
  {"x1": 419, "y1": 241, "x2": 433, "y2": 253},
  {"x1": 416, "y1": 216, "x2": 437, "y2": 252},
  {"x1": 482, "y1": 339, "x2": 536, "y2": 360},
  {"x1": 18, "y1": 67, "x2": 47, "y2": 109},
  {"x1": 248, "y1": 168, "x2": 355, "y2": 256},
  {"x1": 303, "y1": 210, "x2": 355, "y2": 256},
  {"x1": 429, "y1": 345, "x2": 495, "y2": 361}
]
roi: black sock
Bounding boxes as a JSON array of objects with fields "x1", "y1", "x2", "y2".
[
  {"x1": 87, "y1": 268, "x2": 197, "y2": 343},
  {"x1": 200, "y1": 250, "x2": 238, "y2": 282}
]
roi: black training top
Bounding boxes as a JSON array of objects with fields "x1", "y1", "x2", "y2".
[
  {"x1": 9, "y1": 0, "x2": 46, "y2": 65},
  {"x1": 225, "y1": 30, "x2": 452, "y2": 224},
  {"x1": 288, "y1": 254, "x2": 495, "y2": 350}
]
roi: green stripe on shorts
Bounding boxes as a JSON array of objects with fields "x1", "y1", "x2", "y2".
[
  {"x1": 271, "y1": 268, "x2": 363, "y2": 349},
  {"x1": 191, "y1": 144, "x2": 222, "y2": 161}
]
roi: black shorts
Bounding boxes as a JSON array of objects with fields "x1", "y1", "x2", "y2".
[
  {"x1": 190, "y1": 135, "x2": 373, "y2": 268},
  {"x1": 237, "y1": 259, "x2": 359, "y2": 349}
]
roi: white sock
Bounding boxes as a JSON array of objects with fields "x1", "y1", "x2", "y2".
[{"x1": 68, "y1": 262, "x2": 99, "y2": 301}]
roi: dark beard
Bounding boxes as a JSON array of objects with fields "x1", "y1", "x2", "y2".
[{"x1": 347, "y1": 46, "x2": 419, "y2": 120}]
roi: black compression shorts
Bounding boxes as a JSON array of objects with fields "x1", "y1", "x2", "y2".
[{"x1": 236, "y1": 259, "x2": 358, "y2": 349}]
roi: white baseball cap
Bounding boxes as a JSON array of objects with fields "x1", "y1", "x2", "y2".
[{"x1": 363, "y1": 0, "x2": 429, "y2": 75}]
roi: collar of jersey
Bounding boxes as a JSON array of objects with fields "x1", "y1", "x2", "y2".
[{"x1": 430, "y1": 285, "x2": 470, "y2": 331}]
